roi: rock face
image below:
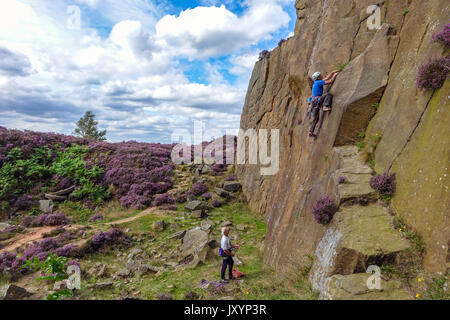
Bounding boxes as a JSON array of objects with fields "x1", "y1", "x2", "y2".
[
  {"x1": 236, "y1": 0, "x2": 450, "y2": 284},
  {"x1": 39, "y1": 200, "x2": 54, "y2": 214},
  {"x1": 322, "y1": 273, "x2": 411, "y2": 300},
  {"x1": 1, "y1": 285, "x2": 31, "y2": 300},
  {"x1": 310, "y1": 204, "x2": 411, "y2": 295},
  {"x1": 180, "y1": 227, "x2": 210, "y2": 260}
]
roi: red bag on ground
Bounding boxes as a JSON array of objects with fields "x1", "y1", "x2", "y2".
[{"x1": 232, "y1": 269, "x2": 246, "y2": 278}]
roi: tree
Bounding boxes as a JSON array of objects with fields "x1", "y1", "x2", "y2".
[{"x1": 73, "y1": 111, "x2": 107, "y2": 141}]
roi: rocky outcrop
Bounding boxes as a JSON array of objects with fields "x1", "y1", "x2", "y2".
[
  {"x1": 236, "y1": 0, "x2": 449, "y2": 286},
  {"x1": 322, "y1": 273, "x2": 411, "y2": 300}
]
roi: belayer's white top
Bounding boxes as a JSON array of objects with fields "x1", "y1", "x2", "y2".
[{"x1": 221, "y1": 235, "x2": 231, "y2": 250}]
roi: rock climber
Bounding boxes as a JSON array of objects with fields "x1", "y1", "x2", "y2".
[
  {"x1": 308, "y1": 70, "x2": 339, "y2": 138},
  {"x1": 220, "y1": 227, "x2": 240, "y2": 283}
]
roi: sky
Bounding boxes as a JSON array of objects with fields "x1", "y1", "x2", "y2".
[{"x1": 0, "y1": 0, "x2": 296, "y2": 143}]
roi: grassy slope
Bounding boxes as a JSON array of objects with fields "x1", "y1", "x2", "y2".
[{"x1": 75, "y1": 202, "x2": 318, "y2": 300}]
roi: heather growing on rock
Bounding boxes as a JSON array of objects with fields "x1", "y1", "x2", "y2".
[
  {"x1": 416, "y1": 56, "x2": 450, "y2": 90},
  {"x1": 312, "y1": 196, "x2": 338, "y2": 225},
  {"x1": 370, "y1": 172, "x2": 396, "y2": 199},
  {"x1": 432, "y1": 23, "x2": 450, "y2": 48},
  {"x1": 201, "y1": 192, "x2": 212, "y2": 200},
  {"x1": 338, "y1": 176, "x2": 347, "y2": 184},
  {"x1": 21, "y1": 212, "x2": 70, "y2": 227},
  {"x1": 192, "y1": 182, "x2": 209, "y2": 196},
  {"x1": 225, "y1": 174, "x2": 237, "y2": 181},
  {"x1": 212, "y1": 199, "x2": 225, "y2": 208},
  {"x1": 259, "y1": 50, "x2": 270, "y2": 60},
  {"x1": 90, "y1": 228, "x2": 132, "y2": 251},
  {"x1": 154, "y1": 193, "x2": 174, "y2": 206},
  {"x1": 88, "y1": 213, "x2": 103, "y2": 222}
]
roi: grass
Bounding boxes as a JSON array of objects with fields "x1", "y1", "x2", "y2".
[
  {"x1": 58, "y1": 201, "x2": 94, "y2": 223},
  {"x1": 393, "y1": 216, "x2": 425, "y2": 253},
  {"x1": 72, "y1": 200, "x2": 317, "y2": 300},
  {"x1": 336, "y1": 61, "x2": 349, "y2": 72},
  {"x1": 423, "y1": 276, "x2": 449, "y2": 300}
]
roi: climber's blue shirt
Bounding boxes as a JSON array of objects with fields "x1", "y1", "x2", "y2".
[{"x1": 312, "y1": 80, "x2": 326, "y2": 97}]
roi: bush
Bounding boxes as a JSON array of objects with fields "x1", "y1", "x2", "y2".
[
  {"x1": 154, "y1": 193, "x2": 174, "y2": 206},
  {"x1": 338, "y1": 176, "x2": 346, "y2": 184},
  {"x1": 370, "y1": 172, "x2": 396, "y2": 197},
  {"x1": 88, "y1": 213, "x2": 103, "y2": 222},
  {"x1": 90, "y1": 228, "x2": 132, "y2": 251},
  {"x1": 173, "y1": 192, "x2": 188, "y2": 204},
  {"x1": 432, "y1": 23, "x2": 450, "y2": 48},
  {"x1": 0, "y1": 128, "x2": 174, "y2": 211},
  {"x1": 224, "y1": 174, "x2": 237, "y2": 181},
  {"x1": 201, "y1": 192, "x2": 212, "y2": 200},
  {"x1": 156, "y1": 293, "x2": 173, "y2": 300},
  {"x1": 21, "y1": 212, "x2": 70, "y2": 228},
  {"x1": 212, "y1": 198, "x2": 225, "y2": 208},
  {"x1": 278, "y1": 39, "x2": 286, "y2": 46},
  {"x1": 416, "y1": 56, "x2": 450, "y2": 90},
  {"x1": 312, "y1": 196, "x2": 338, "y2": 225},
  {"x1": 258, "y1": 50, "x2": 270, "y2": 61},
  {"x1": 192, "y1": 182, "x2": 208, "y2": 196}
]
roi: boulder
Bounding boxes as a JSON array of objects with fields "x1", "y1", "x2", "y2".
[
  {"x1": 39, "y1": 200, "x2": 54, "y2": 214},
  {"x1": 94, "y1": 281, "x2": 114, "y2": 290},
  {"x1": 180, "y1": 227, "x2": 209, "y2": 259},
  {"x1": 116, "y1": 268, "x2": 132, "y2": 278},
  {"x1": 223, "y1": 182, "x2": 242, "y2": 193},
  {"x1": 152, "y1": 220, "x2": 166, "y2": 232},
  {"x1": 221, "y1": 221, "x2": 233, "y2": 227},
  {"x1": 200, "y1": 220, "x2": 212, "y2": 231},
  {"x1": 185, "y1": 200, "x2": 209, "y2": 211},
  {"x1": 170, "y1": 230, "x2": 186, "y2": 240},
  {"x1": 201, "y1": 165, "x2": 211, "y2": 174},
  {"x1": 214, "y1": 187, "x2": 231, "y2": 199},
  {"x1": 1, "y1": 285, "x2": 31, "y2": 300},
  {"x1": 191, "y1": 210, "x2": 206, "y2": 219},
  {"x1": 321, "y1": 273, "x2": 412, "y2": 300}
]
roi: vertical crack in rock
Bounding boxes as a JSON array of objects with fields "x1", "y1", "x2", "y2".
[{"x1": 388, "y1": 90, "x2": 436, "y2": 172}]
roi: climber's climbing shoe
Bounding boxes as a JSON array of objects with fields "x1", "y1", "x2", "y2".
[{"x1": 309, "y1": 132, "x2": 316, "y2": 138}]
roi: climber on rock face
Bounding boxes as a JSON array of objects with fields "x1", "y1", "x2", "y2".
[{"x1": 308, "y1": 70, "x2": 339, "y2": 138}]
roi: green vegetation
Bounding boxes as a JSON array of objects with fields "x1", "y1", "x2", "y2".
[
  {"x1": 22, "y1": 253, "x2": 74, "y2": 300},
  {"x1": 423, "y1": 276, "x2": 449, "y2": 300},
  {"x1": 73, "y1": 111, "x2": 107, "y2": 141},
  {"x1": 51, "y1": 145, "x2": 110, "y2": 205},
  {"x1": 337, "y1": 61, "x2": 349, "y2": 72},
  {"x1": 393, "y1": 216, "x2": 425, "y2": 253},
  {"x1": 73, "y1": 201, "x2": 317, "y2": 300}
]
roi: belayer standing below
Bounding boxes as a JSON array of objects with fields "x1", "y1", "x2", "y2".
[
  {"x1": 219, "y1": 227, "x2": 240, "y2": 283},
  {"x1": 308, "y1": 70, "x2": 339, "y2": 138}
]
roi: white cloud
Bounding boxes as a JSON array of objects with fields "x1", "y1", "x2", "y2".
[
  {"x1": 155, "y1": 3, "x2": 290, "y2": 59},
  {"x1": 0, "y1": 0, "x2": 294, "y2": 142}
]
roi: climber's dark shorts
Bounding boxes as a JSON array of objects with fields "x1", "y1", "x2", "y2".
[{"x1": 309, "y1": 97, "x2": 322, "y2": 133}]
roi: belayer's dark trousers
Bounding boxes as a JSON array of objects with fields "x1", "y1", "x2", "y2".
[{"x1": 221, "y1": 256, "x2": 234, "y2": 280}]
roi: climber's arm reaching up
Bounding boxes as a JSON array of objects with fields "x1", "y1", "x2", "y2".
[{"x1": 325, "y1": 71, "x2": 339, "y2": 85}]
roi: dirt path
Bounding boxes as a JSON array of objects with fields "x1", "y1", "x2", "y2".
[
  {"x1": 0, "y1": 226, "x2": 57, "y2": 253},
  {"x1": 106, "y1": 207, "x2": 158, "y2": 226}
]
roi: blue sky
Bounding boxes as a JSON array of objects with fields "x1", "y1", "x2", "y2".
[{"x1": 0, "y1": 0, "x2": 296, "y2": 143}]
